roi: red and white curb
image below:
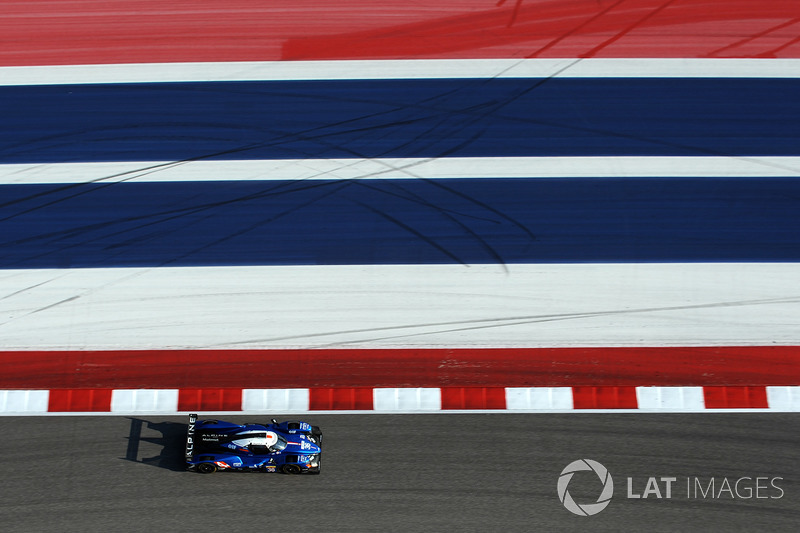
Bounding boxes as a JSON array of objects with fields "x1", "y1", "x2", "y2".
[{"x1": 2, "y1": 386, "x2": 800, "y2": 414}]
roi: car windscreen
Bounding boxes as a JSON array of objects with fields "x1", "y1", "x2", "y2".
[{"x1": 271, "y1": 434, "x2": 288, "y2": 451}]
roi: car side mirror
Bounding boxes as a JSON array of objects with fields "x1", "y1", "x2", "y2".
[{"x1": 271, "y1": 418, "x2": 278, "y2": 424}]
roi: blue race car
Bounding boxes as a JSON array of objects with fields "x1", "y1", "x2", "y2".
[{"x1": 185, "y1": 413, "x2": 322, "y2": 474}]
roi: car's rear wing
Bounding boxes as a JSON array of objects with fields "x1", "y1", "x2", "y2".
[{"x1": 185, "y1": 413, "x2": 197, "y2": 462}]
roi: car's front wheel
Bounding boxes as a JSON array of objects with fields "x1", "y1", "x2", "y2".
[
  {"x1": 281, "y1": 464, "x2": 302, "y2": 475},
  {"x1": 197, "y1": 463, "x2": 217, "y2": 474}
]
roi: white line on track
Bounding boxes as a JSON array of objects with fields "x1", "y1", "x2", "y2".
[
  {"x1": 1, "y1": 263, "x2": 798, "y2": 350},
  {"x1": 2, "y1": 58, "x2": 800, "y2": 86},
  {"x1": 3, "y1": 156, "x2": 800, "y2": 185}
]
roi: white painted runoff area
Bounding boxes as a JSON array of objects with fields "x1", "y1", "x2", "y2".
[{"x1": 1, "y1": 263, "x2": 798, "y2": 350}]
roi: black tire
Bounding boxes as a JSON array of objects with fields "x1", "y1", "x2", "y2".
[
  {"x1": 311, "y1": 426, "x2": 323, "y2": 444},
  {"x1": 197, "y1": 463, "x2": 217, "y2": 474},
  {"x1": 282, "y1": 464, "x2": 302, "y2": 475}
]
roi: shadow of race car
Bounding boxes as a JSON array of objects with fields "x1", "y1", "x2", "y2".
[{"x1": 185, "y1": 413, "x2": 322, "y2": 474}]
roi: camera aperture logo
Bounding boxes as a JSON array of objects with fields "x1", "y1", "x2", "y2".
[{"x1": 557, "y1": 459, "x2": 614, "y2": 516}]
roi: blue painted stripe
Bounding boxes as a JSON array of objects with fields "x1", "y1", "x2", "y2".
[
  {"x1": 1, "y1": 78, "x2": 799, "y2": 163},
  {"x1": 1, "y1": 177, "x2": 799, "y2": 268}
]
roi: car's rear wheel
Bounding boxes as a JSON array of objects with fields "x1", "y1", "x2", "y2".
[
  {"x1": 197, "y1": 463, "x2": 217, "y2": 474},
  {"x1": 311, "y1": 426, "x2": 323, "y2": 444},
  {"x1": 282, "y1": 464, "x2": 302, "y2": 475}
]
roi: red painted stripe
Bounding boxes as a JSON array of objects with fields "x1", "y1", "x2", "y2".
[
  {"x1": 1, "y1": 0, "x2": 798, "y2": 66},
  {"x1": 572, "y1": 386, "x2": 639, "y2": 409},
  {"x1": 309, "y1": 388, "x2": 373, "y2": 410},
  {"x1": 703, "y1": 386, "x2": 769, "y2": 408},
  {"x1": 177, "y1": 388, "x2": 243, "y2": 411},
  {"x1": 2, "y1": 347, "x2": 799, "y2": 390},
  {"x1": 47, "y1": 389, "x2": 112, "y2": 412},
  {"x1": 441, "y1": 387, "x2": 507, "y2": 410}
]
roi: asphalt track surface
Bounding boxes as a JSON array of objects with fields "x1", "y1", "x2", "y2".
[{"x1": 1, "y1": 414, "x2": 798, "y2": 532}]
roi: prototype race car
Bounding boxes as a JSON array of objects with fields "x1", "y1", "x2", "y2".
[{"x1": 185, "y1": 413, "x2": 322, "y2": 474}]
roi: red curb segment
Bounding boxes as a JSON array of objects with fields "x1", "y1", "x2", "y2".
[
  {"x1": 309, "y1": 388, "x2": 374, "y2": 410},
  {"x1": 441, "y1": 387, "x2": 507, "y2": 410},
  {"x1": 703, "y1": 386, "x2": 769, "y2": 409},
  {"x1": 3, "y1": 347, "x2": 799, "y2": 390},
  {"x1": 572, "y1": 386, "x2": 639, "y2": 409},
  {"x1": 178, "y1": 389, "x2": 244, "y2": 412},
  {"x1": 47, "y1": 389, "x2": 113, "y2": 412}
]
